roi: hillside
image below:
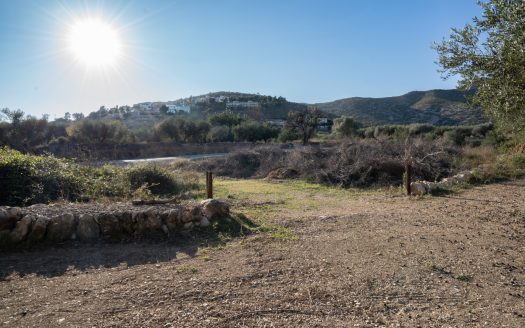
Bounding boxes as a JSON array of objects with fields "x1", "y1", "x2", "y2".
[
  {"x1": 182, "y1": 91, "x2": 307, "y2": 120},
  {"x1": 83, "y1": 89, "x2": 487, "y2": 131},
  {"x1": 315, "y1": 89, "x2": 487, "y2": 126}
]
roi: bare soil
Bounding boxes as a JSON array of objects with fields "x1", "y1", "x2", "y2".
[{"x1": 1, "y1": 179, "x2": 524, "y2": 327}]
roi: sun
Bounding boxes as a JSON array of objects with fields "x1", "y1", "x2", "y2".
[{"x1": 67, "y1": 18, "x2": 123, "y2": 68}]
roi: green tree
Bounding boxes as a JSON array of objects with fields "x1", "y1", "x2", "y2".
[
  {"x1": 159, "y1": 105, "x2": 169, "y2": 115},
  {"x1": 233, "y1": 122, "x2": 279, "y2": 142},
  {"x1": 195, "y1": 121, "x2": 211, "y2": 143},
  {"x1": 0, "y1": 109, "x2": 50, "y2": 151},
  {"x1": 286, "y1": 106, "x2": 320, "y2": 144},
  {"x1": 278, "y1": 127, "x2": 300, "y2": 142},
  {"x1": 209, "y1": 110, "x2": 243, "y2": 128},
  {"x1": 154, "y1": 118, "x2": 181, "y2": 141},
  {"x1": 72, "y1": 113, "x2": 85, "y2": 121},
  {"x1": 66, "y1": 119, "x2": 132, "y2": 144},
  {"x1": 433, "y1": 0, "x2": 525, "y2": 139},
  {"x1": 208, "y1": 126, "x2": 231, "y2": 142},
  {"x1": 333, "y1": 116, "x2": 361, "y2": 137}
]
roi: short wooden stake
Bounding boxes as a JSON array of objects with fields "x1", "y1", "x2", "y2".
[
  {"x1": 206, "y1": 171, "x2": 213, "y2": 199},
  {"x1": 405, "y1": 163, "x2": 412, "y2": 195}
]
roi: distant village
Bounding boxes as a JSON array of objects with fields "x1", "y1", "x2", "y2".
[
  {"x1": 134, "y1": 95, "x2": 262, "y2": 114},
  {"x1": 79, "y1": 94, "x2": 333, "y2": 132}
]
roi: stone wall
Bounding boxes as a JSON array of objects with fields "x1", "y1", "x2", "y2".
[
  {"x1": 410, "y1": 171, "x2": 474, "y2": 196},
  {"x1": 0, "y1": 199, "x2": 229, "y2": 249}
]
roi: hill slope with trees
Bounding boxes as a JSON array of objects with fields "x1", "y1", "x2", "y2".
[{"x1": 314, "y1": 89, "x2": 486, "y2": 126}]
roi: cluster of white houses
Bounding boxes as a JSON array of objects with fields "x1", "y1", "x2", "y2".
[
  {"x1": 133, "y1": 102, "x2": 191, "y2": 113},
  {"x1": 111, "y1": 96, "x2": 333, "y2": 132},
  {"x1": 133, "y1": 96, "x2": 262, "y2": 114}
]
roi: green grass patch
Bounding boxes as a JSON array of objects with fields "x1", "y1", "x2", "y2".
[
  {"x1": 454, "y1": 273, "x2": 473, "y2": 282},
  {"x1": 176, "y1": 265, "x2": 199, "y2": 274},
  {"x1": 266, "y1": 226, "x2": 299, "y2": 241}
]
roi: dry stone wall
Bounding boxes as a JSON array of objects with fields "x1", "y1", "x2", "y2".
[
  {"x1": 0, "y1": 199, "x2": 229, "y2": 249},
  {"x1": 410, "y1": 170, "x2": 474, "y2": 196}
]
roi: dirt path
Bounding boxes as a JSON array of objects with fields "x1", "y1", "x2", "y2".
[{"x1": 1, "y1": 180, "x2": 524, "y2": 327}]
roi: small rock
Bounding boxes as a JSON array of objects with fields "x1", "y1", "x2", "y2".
[
  {"x1": 181, "y1": 208, "x2": 194, "y2": 223},
  {"x1": 0, "y1": 208, "x2": 18, "y2": 231},
  {"x1": 199, "y1": 216, "x2": 210, "y2": 227},
  {"x1": 200, "y1": 199, "x2": 230, "y2": 220},
  {"x1": 134, "y1": 211, "x2": 153, "y2": 233},
  {"x1": 145, "y1": 208, "x2": 162, "y2": 230},
  {"x1": 116, "y1": 211, "x2": 133, "y2": 235},
  {"x1": 27, "y1": 215, "x2": 49, "y2": 242},
  {"x1": 410, "y1": 182, "x2": 427, "y2": 196},
  {"x1": 46, "y1": 213, "x2": 76, "y2": 242},
  {"x1": 9, "y1": 215, "x2": 32, "y2": 243},
  {"x1": 5, "y1": 207, "x2": 23, "y2": 220},
  {"x1": 76, "y1": 214, "x2": 100, "y2": 241},
  {"x1": 165, "y1": 208, "x2": 182, "y2": 230},
  {"x1": 97, "y1": 213, "x2": 120, "y2": 239}
]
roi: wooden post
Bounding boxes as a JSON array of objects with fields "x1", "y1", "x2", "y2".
[
  {"x1": 405, "y1": 163, "x2": 412, "y2": 196},
  {"x1": 206, "y1": 171, "x2": 213, "y2": 199}
]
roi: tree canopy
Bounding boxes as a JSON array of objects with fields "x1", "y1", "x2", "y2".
[
  {"x1": 433, "y1": 0, "x2": 525, "y2": 140},
  {"x1": 286, "y1": 107, "x2": 320, "y2": 144},
  {"x1": 66, "y1": 119, "x2": 132, "y2": 144}
]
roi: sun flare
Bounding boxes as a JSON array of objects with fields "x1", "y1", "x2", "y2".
[{"x1": 67, "y1": 18, "x2": 122, "y2": 68}]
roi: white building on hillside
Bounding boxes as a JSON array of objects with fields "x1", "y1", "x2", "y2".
[
  {"x1": 166, "y1": 104, "x2": 191, "y2": 113},
  {"x1": 134, "y1": 102, "x2": 154, "y2": 111},
  {"x1": 226, "y1": 100, "x2": 260, "y2": 109}
]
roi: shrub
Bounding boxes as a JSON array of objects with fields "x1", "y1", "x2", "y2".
[
  {"x1": 278, "y1": 128, "x2": 300, "y2": 142},
  {"x1": 0, "y1": 148, "x2": 201, "y2": 206},
  {"x1": 208, "y1": 126, "x2": 231, "y2": 142},
  {"x1": 126, "y1": 165, "x2": 183, "y2": 196},
  {"x1": 455, "y1": 145, "x2": 497, "y2": 171},
  {"x1": 333, "y1": 116, "x2": 361, "y2": 137},
  {"x1": 66, "y1": 119, "x2": 132, "y2": 144},
  {"x1": 0, "y1": 147, "x2": 83, "y2": 206},
  {"x1": 81, "y1": 165, "x2": 129, "y2": 199},
  {"x1": 409, "y1": 123, "x2": 434, "y2": 136},
  {"x1": 362, "y1": 127, "x2": 375, "y2": 138},
  {"x1": 182, "y1": 139, "x2": 456, "y2": 187},
  {"x1": 233, "y1": 122, "x2": 279, "y2": 142}
]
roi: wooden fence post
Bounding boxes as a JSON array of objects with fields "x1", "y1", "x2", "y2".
[
  {"x1": 206, "y1": 171, "x2": 213, "y2": 199},
  {"x1": 405, "y1": 163, "x2": 412, "y2": 196}
]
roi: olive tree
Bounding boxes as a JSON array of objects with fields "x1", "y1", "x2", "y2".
[{"x1": 433, "y1": 0, "x2": 525, "y2": 140}]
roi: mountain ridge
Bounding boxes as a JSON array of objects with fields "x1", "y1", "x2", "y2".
[
  {"x1": 313, "y1": 88, "x2": 485, "y2": 126},
  {"x1": 106, "y1": 88, "x2": 486, "y2": 127}
]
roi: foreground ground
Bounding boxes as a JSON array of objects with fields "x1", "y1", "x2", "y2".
[{"x1": 1, "y1": 178, "x2": 524, "y2": 327}]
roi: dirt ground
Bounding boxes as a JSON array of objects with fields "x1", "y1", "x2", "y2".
[{"x1": 1, "y1": 179, "x2": 524, "y2": 327}]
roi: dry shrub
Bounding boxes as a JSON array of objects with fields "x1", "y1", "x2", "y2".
[
  {"x1": 324, "y1": 140, "x2": 405, "y2": 187},
  {"x1": 456, "y1": 145, "x2": 497, "y2": 169},
  {"x1": 179, "y1": 139, "x2": 458, "y2": 187}
]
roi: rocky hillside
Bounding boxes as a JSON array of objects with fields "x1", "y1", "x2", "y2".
[{"x1": 315, "y1": 89, "x2": 487, "y2": 126}]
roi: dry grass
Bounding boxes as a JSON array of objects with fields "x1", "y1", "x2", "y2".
[{"x1": 2, "y1": 179, "x2": 525, "y2": 326}]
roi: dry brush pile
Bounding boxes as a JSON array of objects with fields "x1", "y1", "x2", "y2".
[{"x1": 179, "y1": 139, "x2": 457, "y2": 187}]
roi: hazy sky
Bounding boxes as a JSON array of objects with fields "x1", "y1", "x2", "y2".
[{"x1": 0, "y1": 0, "x2": 481, "y2": 118}]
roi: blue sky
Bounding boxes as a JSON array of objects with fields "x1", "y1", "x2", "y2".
[{"x1": 0, "y1": 0, "x2": 481, "y2": 118}]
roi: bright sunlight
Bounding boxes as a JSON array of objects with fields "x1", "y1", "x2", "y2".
[{"x1": 67, "y1": 18, "x2": 122, "y2": 69}]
